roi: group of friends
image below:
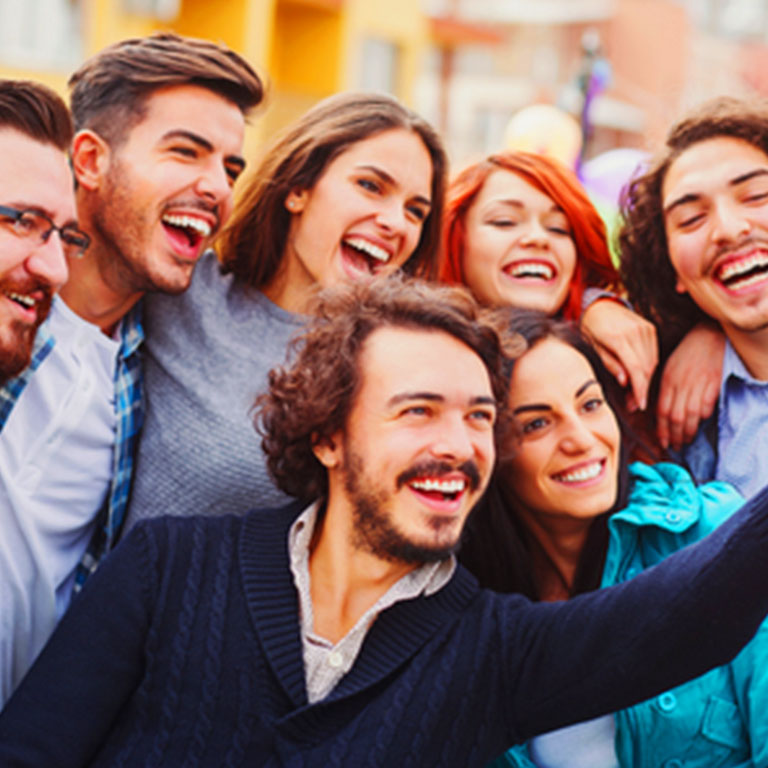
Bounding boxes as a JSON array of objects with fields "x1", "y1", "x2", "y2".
[{"x1": 1, "y1": 31, "x2": 768, "y2": 768}]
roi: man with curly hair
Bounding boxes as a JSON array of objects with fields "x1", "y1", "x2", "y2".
[
  {"x1": 5, "y1": 276, "x2": 768, "y2": 766},
  {"x1": 620, "y1": 97, "x2": 768, "y2": 497}
]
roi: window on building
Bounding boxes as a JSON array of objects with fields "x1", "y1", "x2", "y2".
[{"x1": 0, "y1": 0, "x2": 83, "y2": 70}]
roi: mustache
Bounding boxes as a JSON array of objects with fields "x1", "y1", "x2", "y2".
[
  {"x1": 396, "y1": 460, "x2": 481, "y2": 492},
  {"x1": 0, "y1": 277, "x2": 53, "y2": 322},
  {"x1": 715, "y1": 235, "x2": 768, "y2": 261}
]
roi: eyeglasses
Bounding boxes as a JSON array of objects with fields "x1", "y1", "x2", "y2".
[{"x1": 0, "y1": 204, "x2": 91, "y2": 259}]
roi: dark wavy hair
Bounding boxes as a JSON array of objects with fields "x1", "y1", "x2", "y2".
[
  {"x1": 0, "y1": 79, "x2": 72, "y2": 150},
  {"x1": 254, "y1": 275, "x2": 511, "y2": 502},
  {"x1": 459, "y1": 310, "x2": 639, "y2": 600},
  {"x1": 619, "y1": 96, "x2": 768, "y2": 353},
  {"x1": 440, "y1": 151, "x2": 619, "y2": 320},
  {"x1": 219, "y1": 92, "x2": 447, "y2": 289},
  {"x1": 68, "y1": 32, "x2": 263, "y2": 146}
]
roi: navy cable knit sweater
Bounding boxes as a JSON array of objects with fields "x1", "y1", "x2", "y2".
[{"x1": 3, "y1": 489, "x2": 768, "y2": 767}]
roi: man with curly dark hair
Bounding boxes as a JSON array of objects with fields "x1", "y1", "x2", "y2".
[
  {"x1": 620, "y1": 96, "x2": 768, "y2": 496},
  {"x1": 6, "y1": 276, "x2": 768, "y2": 766}
]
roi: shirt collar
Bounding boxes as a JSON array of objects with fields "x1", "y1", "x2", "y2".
[{"x1": 288, "y1": 501, "x2": 455, "y2": 598}]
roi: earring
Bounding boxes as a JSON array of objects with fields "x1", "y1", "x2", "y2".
[{"x1": 287, "y1": 200, "x2": 295, "y2": 209}]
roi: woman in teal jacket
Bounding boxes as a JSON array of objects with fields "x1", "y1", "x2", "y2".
[{"x1": 460, "y1": 311, "x2": 768, "y2": 768}]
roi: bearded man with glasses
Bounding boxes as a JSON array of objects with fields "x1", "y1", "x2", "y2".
[{"x1": 0, "y1": 82, "x2": 78, "y2": 387}]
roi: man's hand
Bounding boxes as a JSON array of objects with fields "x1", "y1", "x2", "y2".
[{"x1": 656, "y1": 323, "x2": 725, "y2": 451}]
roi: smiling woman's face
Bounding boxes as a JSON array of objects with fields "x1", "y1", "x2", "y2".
[
  {"x1": 503, "y1": 337, "x2": 620, "y2": 526},
  {"x1": 461, "y1": 170, "x2": 577, "y2": 313}
]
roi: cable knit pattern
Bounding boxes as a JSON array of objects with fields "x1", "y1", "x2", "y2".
[{"x1": 5, "y1": 491, "x2": 768, "y2": 767}]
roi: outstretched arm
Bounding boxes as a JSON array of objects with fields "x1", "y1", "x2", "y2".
[{"x1": 501, "y1": 482, "x2": 768, "y2": 743}]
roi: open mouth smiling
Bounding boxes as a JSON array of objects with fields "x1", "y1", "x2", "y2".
[
  {"x1": 503, "y1": 260, "x2": 556, "y2": 281},
  {"x1": 341, "y1": 236, "x2": 393, "y2": 274},
  {"x1": 715, "y1": 251, "x2": 768, "y2": 292},
  {"x1": 408, "y1": 477, "x2": 466, "y2": 502},
  {"x1": 161, "y1": 212, "x2": 215, "y2": 256}
]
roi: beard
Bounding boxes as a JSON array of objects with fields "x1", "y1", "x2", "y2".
[
  {"x1": 0, "y1": 277, "x2": 53, "y2": 383},
  {"x1": 90, "y1": 156, "x2": 216, "y2": 297},
  {"x1": 342, "y1": 442, "x2": 481, "y2": 565}
]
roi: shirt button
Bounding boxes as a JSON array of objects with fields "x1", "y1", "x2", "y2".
[
  {"x1": 625, "y1": 566, "x2": 640, "y2": 580},
  {"x1": 664, "y1": 760, "x2": 683, "y2": 768},
  {"x1": 328, "y1": 651, "x2": 344, "y2": 669},
  {"x1": 658, "y1": 692, "x2": 677, "y2": 712},
  {"x1": 665, "y1": 511, "x2": 681, "y2": 524}
]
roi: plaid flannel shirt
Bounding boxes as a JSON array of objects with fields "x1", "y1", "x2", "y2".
[{"x1": 0, "y1": 303, "x2": 145, "y2": 591}]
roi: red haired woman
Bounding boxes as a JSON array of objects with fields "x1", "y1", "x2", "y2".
[{"x1": 439, "y1": 150, "x2": 718, "y2": 427}]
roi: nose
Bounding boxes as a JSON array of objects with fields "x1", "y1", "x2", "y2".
[
  {"x1": 26, "y1": 235, "x2": 69, "y2": 292},
  {"x1": 711, "y1": 196, "x2": 751, "y2": 245},
  {"x1": 518, "y1": 218, "x2": 550, "y2": 248},
  {"x1": 559, "y1": 413, "x2": 596, "y2": 454},
  {"x1": 194, "y1": 160, "x2": 234, "y2": 211},
  {"x1": 431, "y1": 413, "x2": 476, "y2": 464},
  {"x1": 375, "y1": 199, "x2": 408, "y2": 238}
]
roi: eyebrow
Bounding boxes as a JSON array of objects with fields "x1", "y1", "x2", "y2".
[
  {"x1": 512, "y1": 378, "x2": 599, "y2": 415},
  {"x1": 161, "y1": 129, "x2": 246, "y2": 172},
  {"x1": 387, "y1": 392, "x2": 495, "y2": 407},
  {"x1": 664, "y1": 167, "x2": 768, "y2": 217},
  {"x1": 356, "y1": 164, "x2": 431, "y2": 208}
]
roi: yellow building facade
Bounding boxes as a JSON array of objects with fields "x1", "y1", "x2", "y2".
[{"x1": 0, "y1": 0, "x2": 430, "y2": 160}]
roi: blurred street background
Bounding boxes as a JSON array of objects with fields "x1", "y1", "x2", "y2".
[{"x1": 2, "y1": 0, "x2": 767, "y2": 172}]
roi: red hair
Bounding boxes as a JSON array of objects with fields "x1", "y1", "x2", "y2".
[{"x1": 439, "y1": 151, "x2": 619, "y2": 321}]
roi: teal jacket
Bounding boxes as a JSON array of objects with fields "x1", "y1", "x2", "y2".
[{"x1": 496, "y1": 461, "x2": 768, "y2": 768}]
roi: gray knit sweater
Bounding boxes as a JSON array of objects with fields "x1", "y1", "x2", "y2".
[{"x1": 125, "y1": 252, "x2": 304, "y2": 528}]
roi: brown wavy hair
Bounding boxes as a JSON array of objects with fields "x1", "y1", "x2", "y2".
[
  {"x1": 254, "y1": 275, "x2": 511, "y2": 502},
  {"x1": 219, "y1": 92, "x2": 447, "y2": 289},
  {"x1": 619, "y1": 96, "x2": 768, "y2": 353},
  {"x1": 439, "y1": 151, "x2": 619, "y2": 320},
  {"x1": 68, "y1": 32, "x2": 263, "y2": 146}
]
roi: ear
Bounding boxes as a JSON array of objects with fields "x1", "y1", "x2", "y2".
[
  {"x1": 285, "y1": 188, "x2": 308, "y2": 214},
  {"x1": 71, "y1": 130, "x2": 111, "y2": 191},
  {"x1": 312, "y1": 431, "x2": 343, "y2": 470},
  {"x1": 675, "y1": 275, "x2": 687, "y2": 294}
]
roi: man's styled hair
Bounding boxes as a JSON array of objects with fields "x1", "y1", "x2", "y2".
[
  {"x1": 619, "y1": 97, "x2": 768, "y2": 352},
  {"x1": 440, "y1": 151, "x2": 619, "y2": 320},
  {"x1": 255, "y1": 276, "x2": 509, "y2": 502},
  {"x1": 219, "y1": 92, "x2": 447, "y2": 286},
  {"x1": 0, "y1": 79, "x2": 73, "y2": 150},
  {"x1": 68, "y1": 32, "x2": 263, "y2": 145}
]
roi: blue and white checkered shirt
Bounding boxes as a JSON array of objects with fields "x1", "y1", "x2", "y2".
[{"x1": 0, "y1": 303, "x2": 145, "y2": 590}]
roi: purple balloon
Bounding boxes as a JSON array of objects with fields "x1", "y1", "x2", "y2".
[{"x1": 581, "y1": 148, "x2": 650, "y2": 207}]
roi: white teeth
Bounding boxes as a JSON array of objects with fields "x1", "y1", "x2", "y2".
[
  {"x1": 5, "y1": 292, "x2": 34, "y2": 308},
  {"x1": 553, "y1": 460, "x2": 603, "y2": 484},
  {"x1": 162, "y1": 214, "x2": 212, "y2": 238},
  {"x1": 717, "y1": 253, "x2": 768, "y2": 285},
  {"x1": 509, "y1": 262, "x2": 554, "y2": 280},
  {"x1": 343, "y1": 237, "x2": 390, "y2": 263},
  {"x1": 726, "y1": 271, "x2": 768, "y2": 291},
  {"x1": 410, "y1": 478, "x2": 466, "y2": 494}
]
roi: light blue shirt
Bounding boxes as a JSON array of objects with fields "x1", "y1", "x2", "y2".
[{"x1": 715, "y1": 340, "x2": 768, "y2": 498}]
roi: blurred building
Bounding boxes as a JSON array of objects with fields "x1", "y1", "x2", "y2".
[
  {"x1": 419, "y1": 0, "x2": 768, "y2": 165},
  {"x1": 2, "y1": 0, "x2": 768, "y2": 166},
  {"x1": 0, "y1": 0, "x2": 430, "y2": 159}
]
